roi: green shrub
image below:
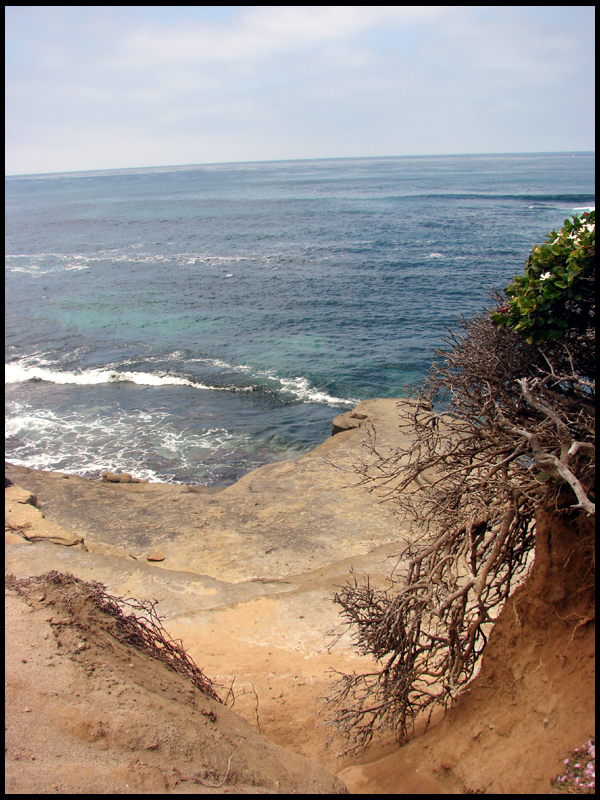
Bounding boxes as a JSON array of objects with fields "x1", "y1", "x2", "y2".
[{"x1": 492, "y1": 211, "x2": 595, "y2": 344}]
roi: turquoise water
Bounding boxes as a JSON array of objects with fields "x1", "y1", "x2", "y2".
[{"x1": 5, "y1": 153, "x2": 595, "y2": 484}]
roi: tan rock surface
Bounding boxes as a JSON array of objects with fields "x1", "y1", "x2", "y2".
[
  {"x1": 5, "y1": 485, "x2": 38, "y2": 505},
  {"x1": 5, "y1": 483, "x2": 83, "y2": 546},
  {"x1": 5, "y1": 399, "x2": 412, "y2": 580},
  {"x1": 146, "y1": 548, "x2": 166, "y2": 562}
]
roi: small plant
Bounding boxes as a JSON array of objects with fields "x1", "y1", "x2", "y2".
[
  {"x1": 492, "y1": 211, "x2": 595, "y2": 344},
  {"x1": 550, "y1": 739, "x2": 595, "y2": 794}
]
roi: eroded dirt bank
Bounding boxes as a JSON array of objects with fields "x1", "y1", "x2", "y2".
[
  {"x1": 340, "y1": 509, "x2": 595, "y2": 794},
  {"x1": 5, "y1": 573, "x2": 346, "y2": 794}
]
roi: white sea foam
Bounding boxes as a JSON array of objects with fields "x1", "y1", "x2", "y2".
[
  {"x1": 196, "y1": 361, "x2": 357, "y2": 406},
  {"x1": 6, "y1": 357, "x2": 355, "y2": 407},
  {"x1": 205, "y1": 362, "x2": 356, "y2": 407},
  {"x1": 5, "y1": 249, "x2": 257, "y2": 275},
  {"x1": 6, "y1": 400, "x2": 250, "y2": 484},
  {"x1": 190, "y1": 357, "x2": 253, "y2": 373},
  {"x1": 277, "y1": 376, "x2": 357, "y2": 407},
  {"x1": 5, "y1": 409, "x2": 59, "y2": 437},
  {"x1": 4, "y1": 362, "x2": 228, "y2": 391},
  {"x1": 6, "y1": 261, "x2": 91, "y2": 275}
]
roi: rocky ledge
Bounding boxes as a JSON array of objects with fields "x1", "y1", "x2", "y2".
[{"x1": 5, "y1": 398, "x2": 417, "y2": 583}]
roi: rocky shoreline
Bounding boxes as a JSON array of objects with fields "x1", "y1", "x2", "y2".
[
  {"x1": 5, "y1": 398, "x2": 416, "y2": 793},
  {"x1": 6, "y1": 397, "x2": 593, "y2": 794},
  {"x1": 5, "y1": 398, "x2": 415, "y2": 581}
]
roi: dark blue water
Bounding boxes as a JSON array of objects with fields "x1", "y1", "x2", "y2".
[{"x1": 5, "y1": 153, "x2": 595, "y2": 484}]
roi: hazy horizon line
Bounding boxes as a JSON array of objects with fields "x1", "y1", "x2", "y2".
[{"x1": 5, "y1": 150, "x2": 595, "y2": 180}]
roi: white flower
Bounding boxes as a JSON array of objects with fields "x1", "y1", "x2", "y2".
[{"x1": 540, "y1": 272, "x2": 552, "y2": 280}]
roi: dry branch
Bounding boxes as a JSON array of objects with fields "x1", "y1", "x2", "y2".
[
  {"x1": 323, "y1": 311, "x2": 594, "y2": 756},
  {"x1": 5, "y1": 570, "x2": 223, "y2": 703}
]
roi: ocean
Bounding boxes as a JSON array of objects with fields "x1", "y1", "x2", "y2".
[{"x1": 5, "y1": 153, "x2": 595, "y2": 486}]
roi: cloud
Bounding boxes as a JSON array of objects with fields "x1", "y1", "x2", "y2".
[
  {"x1": 117, "y1": 7, "x2": 447, "y2": 66},
  {"x1": 5, "y1": 6, "x2": 595, "y2": 174}
]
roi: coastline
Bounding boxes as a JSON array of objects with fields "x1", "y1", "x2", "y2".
[
  {"x1": 5, "y1": 396, "x2": 594, "y2": 793},
  {"x1": 5, "y1": 398, "x2": 415, "y2": 787},
  {"x1": 5, "y1": 398, "x2": 415, "y2": 582}
]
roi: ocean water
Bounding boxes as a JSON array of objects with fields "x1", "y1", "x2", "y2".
[{"x1": 5, "y1": 153, "x2": 595, "y2": 485}]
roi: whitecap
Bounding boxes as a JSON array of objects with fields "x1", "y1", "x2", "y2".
[
  {"x1": 193, "y1": 361, "x2": 358, "y2": 407},
  {"x1": 4, "y1": 362, "x2": 230, "y2": 392},
  {"x1": 186, "y1": 357, "x2": 254, "y2": 374},
  {"x1": 5, "y1": 363, "x2": 109, "y2": 385},
  {"x1": 5, "y1": 252, "x2": 94, "y2": 275},
  {"x1": 6, "y1": 357, "x2": 357, "y2": 407},
  {"x1": 6, "y1": 263, "x2": 90, "y2": 276},
  {"x1": 277, "y1": 376, "x2": 358, "y2": 407}
]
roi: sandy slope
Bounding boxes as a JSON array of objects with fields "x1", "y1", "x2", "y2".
[{"x1": 5, "y1": 575, "x2": 346, "y2": 794}]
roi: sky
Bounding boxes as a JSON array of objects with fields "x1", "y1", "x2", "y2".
[{"x1": 5, "y1": 5, "x2": 596, "y2": 176}]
